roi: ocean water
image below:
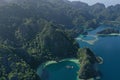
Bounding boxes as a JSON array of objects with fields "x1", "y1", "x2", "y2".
[{"x1": 77, "y1": 26, "x2": 120, "y2": 80}]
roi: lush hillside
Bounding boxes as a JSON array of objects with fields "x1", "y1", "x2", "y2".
[
  {"x1": 0, "y1": 0, "x2": 120, "y2": 80},
  {"x1": 0, "y1": 18, "x2": 79, "y2": 79},
  {"x1": 0, "y1": 0, "x2": 120, "y2": 37},
  {"x1": 0, "y1": 1, "x2": 80, "y2": 79},
  {"x1": 0, "y1": 46, "x2": 40, "y2": 80}
]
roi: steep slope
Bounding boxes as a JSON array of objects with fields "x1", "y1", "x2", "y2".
[
  {"x1": 0, "y1": 0, "x2": 100, "y2": 37},
  {"x1": 0, "y1": 46, "x2": 40, "y2": 80},
  {"x1": 0, "y1": 0, "x2": 119, "y2": 80},
  {"x1": 77, "y1": 48, "x2": 101, "y2": 79},
  {"x1": 26, "y1": 23, "x2": 79, "y2": 62},
  {"x1": 0, "y1": 1, "x2": 80, "y2": 79},
  {"x1": 0, "y1": 21, "x2": 79, "y2": 79}
]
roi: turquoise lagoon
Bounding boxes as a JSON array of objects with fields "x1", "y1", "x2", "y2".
[{"x1": 37, "y1": 60, "x2": 80, "y2": 80}]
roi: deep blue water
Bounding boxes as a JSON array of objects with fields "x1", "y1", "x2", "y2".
[{"x1": 77, "y1": 26, "x2": 120, "y2": 80}]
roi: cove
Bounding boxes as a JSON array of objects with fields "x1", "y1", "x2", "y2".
[{"x1": 37, "y1": 59, "x2": 80, "y2": 80}]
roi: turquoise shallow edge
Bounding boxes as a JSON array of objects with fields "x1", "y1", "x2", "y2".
[{"x1": 37, "y1": 59, "x2": 80, "y2": 80}]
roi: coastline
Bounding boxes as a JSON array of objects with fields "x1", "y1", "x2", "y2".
[
  {"x1": 37, "y1": 61, "x2": 57, "y2": 76},
  {"x1": 37, "y1": 58, "x2": 80, "y2": 77},
  {"x1": 37, "y1": 57, "x2": 103, "y2": 80},
  {"x1": 97, "y1": 33, "x2": 120, "y2": 36},
  {"x1": 76, "y1": 35, "x2": 98, "y2": 45},
  {"x1": 60, "y1": 58, "x2": 79, "y2": 65},
  {"x1": 76, "y1": 33, "x2": 120, "y2": 45}
]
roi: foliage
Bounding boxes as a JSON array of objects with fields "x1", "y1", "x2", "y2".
[
  {"x1": 0, "y1": 0, "x2": 120, "y2": 79},
  {"x1": 0, "y1": 46, "x2": 40, "y2": 80}
]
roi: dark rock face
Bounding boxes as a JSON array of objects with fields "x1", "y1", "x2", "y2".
[
  {"x1": 25, "y1": 24, "x2": 79, "y2": 64},
  {"x1": 79, "y1": 64, "x2": 99, "y2": 79},
  {"x1": 39, "y1": 25, "x2": 79, "y2": 58},
  {"x1": 97, "y1": 28, "x2": 119, "y2": 34},
  {"x1": 77, "y1": 48, "x2": 101, "y2": 79}
]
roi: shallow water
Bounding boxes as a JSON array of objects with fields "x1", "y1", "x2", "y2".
[{"x1": 38, "y1": 61, "x2": 80, "y2": 80}]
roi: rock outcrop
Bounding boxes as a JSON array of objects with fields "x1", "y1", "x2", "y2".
[{"x1": 77, "y1": 48, "x2": 102, "y2": 79}]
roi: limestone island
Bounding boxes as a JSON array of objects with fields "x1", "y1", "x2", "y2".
[
  {"x1": 97, "y1": 28, "x2": 119, "y2": 35},
  {"x1": 77, "y1": 48, "x2": 103, "y2": 80}
]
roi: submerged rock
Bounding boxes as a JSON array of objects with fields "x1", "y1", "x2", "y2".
[
  {"x1": 77, "y1": 48, "x2": 102, "y2": 79},
  {"x1": 96, "y1": 56, "x2": 103, "y2": 64}
]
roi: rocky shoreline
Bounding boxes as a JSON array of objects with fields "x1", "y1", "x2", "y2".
[{"x1": 77, "y1": 48, "x2": 103, "y2": 80}]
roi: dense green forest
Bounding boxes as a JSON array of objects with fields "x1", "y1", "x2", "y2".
[{"x1": 0, "y1": 0, "x2": 120, "y2": 80}]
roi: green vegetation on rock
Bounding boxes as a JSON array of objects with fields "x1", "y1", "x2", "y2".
[
  {"x1": 0, "y1": 0, "x2": 119, "y2": 79},
  {"x1": 0, "y1": 46, "x2": 40, "y2": 80},
  {"x1": 77, "y1": 48, "x2": 101, "y2": 79}
]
